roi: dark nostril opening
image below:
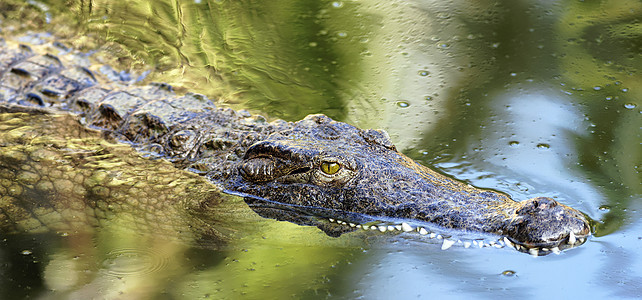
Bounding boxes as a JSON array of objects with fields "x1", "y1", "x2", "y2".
[{"x1": 533, "y1": 197, "x2": 557, "y2": 209}]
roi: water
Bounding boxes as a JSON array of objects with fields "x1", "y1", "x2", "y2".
[{"x1": 1, "y1": 0, "x2": 640, "y2": 299}]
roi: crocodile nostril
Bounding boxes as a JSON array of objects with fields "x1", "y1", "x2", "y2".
[{"x1": 532, "y1": 197, "x2": 557, "y2": 209}]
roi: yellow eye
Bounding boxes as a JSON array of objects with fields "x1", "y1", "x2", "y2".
[{"x1": 320, "y1": 161, "x2": 341, "y2": 175}]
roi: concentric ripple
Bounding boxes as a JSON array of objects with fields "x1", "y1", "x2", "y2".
[{"x1": 101, "y1": 247, "x2": 171, "y2": 277}]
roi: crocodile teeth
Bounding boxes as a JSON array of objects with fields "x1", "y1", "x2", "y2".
[
  {"x1": 378, "y1": 226, "x2": 387, "y2": 232},
  {"x1": 552, "y1": 247, "x2": 561, "y2": 255},
  {"x1": 401, "y1": 222, "x2": 413, "y2": 232},
  {"x1": 418, "y1": 228, "x2": 428, "y2": 235},
  {"x1": 568, "y1": 232, "x2": 577, "y2": 245},
  {"x1": 394, "y1": 225, "x2": 402, "y2": 231},
  {"x1": 503, "y1": 237, "x2": 514, "y2": 249},
  {"x1": 529, "y1": 248, "x2": 539, "y2": 257},
  {"x1": 441, "y1": 239, "x2": 456, "y2": 250},
  {"x1": 349, "y1": 223, "x2": 356, "y2": 227},
  {"x1": 328, "y1": 218, "x2": 335, "y2": 223},
  {"x1": 429, "y1": 233, "x2": 436, "y2": 239},
  {"x1": 387, "y1": 225, "x2": 395, "y2": 231},
  {"x1": 370, "y1": 225, "x2": 377, "y2": 230},
  {"x1": 463, "y1": 241, "x2": 472, "y2": 248},
  {"x1": 356, "y1": 224, "x2": 362, "y2": 228}
]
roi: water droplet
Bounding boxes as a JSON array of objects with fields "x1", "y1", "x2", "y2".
[
  {"x1": 624, "y1": 103, "x2": 636, "y2": 109},
  {"x1": 536, "y1": 143, "x2": 550, "y2": 149},
  {"x1": 308, "y1": 42, "x2": 318, "y2": 47},
  {"x1": 605, "y1": 96, "x2": 613, "y2": 101},
  {"x1": 621, "y1": 88, "x2": 629, "y2": 93},
  {"x1": 396, "y1": 101, "x2": 410, "y2": 108},
  {"x1": 491, "y1": 42, "x2": 500, "y2": 48},
  {"x1": 598, "y1": 205, "x2": 610, "y2": 212},
  {"x1": 331, "y1": 1, "x2": 343, "y2": 8},
  {"x1": 337, "y1": 32, "x2": 347, "y2": 38},
  {"x1": 510, "y1": 72, "x2": 517, "y2": 77},
  {"x1": 501, "y1": 270, "x2": 516, "y2": 277},
  {"x1": 418, "y1": 70, "x2": 430, "y2": 76},
  {"x1": 593, "y1": 86, "x2": 602, "y2": 91},
  {"x1": 424, "y1": 96, "x2": 433, "y2": 101},
  {"x1": 21, "y1": 250, "x2": 32, "y2": 255},
  {"x1": 508, "y1": 141, "x2": 520, "y2": 146}
]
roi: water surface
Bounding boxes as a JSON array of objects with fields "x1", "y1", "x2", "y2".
[{"x1": 0, "y1": 0, "x2": 640, "y2": 299}]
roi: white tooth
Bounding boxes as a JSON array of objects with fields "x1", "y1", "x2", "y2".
[
  {"x1": 552, "y1": 247, "x2": 561, "y2": 255},
  {"x1": 463, "y1": 241, "x2": 472, "y2": 248},
  {"x1": 503, "y1": 237, "x2": 514, "y2": 248},
  {"x1": 370, "y1": 225, "x2": 377, "y2": 230},
  {"x1": 388, "y1": 225, "x2": 395, "y2": 231},
  {"x1": 340, "y1": 221, "x2": 347, "y2": 225},
  {"x1": 378, "y1": 226, "x2": 387, "y2": 232},
  {"x1": 529, "y1": 248, "x2": 539, "y2": 257},
  {"x1": 429, "y1": 233, "x2": 436, "y2": 239},
  {"x1": 328, "y1": 218, "x2": 335, "y2": 222},
  {"x1": 349, "y1": 223, "x2": 356, "y2": 227},
  {"x1": 401, "y1": 222, "x2": 413, "y2": 232},
  {"x1": 578, "y1": 237, "x2": 585, "y2": 244},
  {"x1": 437, "y1": 235, "x2": 443, "y2": 239},
  {"x1": 569, "y1": 232, "x2": 577, "y2": 245},
  {"x1": 478, "y1": 242, "x2": 484, "y2": 248},
  {"x1": 419, "y1": 228, "x2": 428, "y2": 235},
  {"x1": 515, "y1": 244, "x2": 522, "y2": 251},
  {"x1": 441, "y1": 239, "x2": 456, "y2": 250},
  {"x1": 395, "y1": 225, "x2": 402, "y2": 231},
  {"x1": 542, "y1": 248, "x2": 549, "y2": 252},
  {"x1": 356, "y1": 224, "x2": 362, "y2": 228}
]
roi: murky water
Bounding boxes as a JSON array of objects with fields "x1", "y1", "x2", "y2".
[{"x1": 0, "y1": 0, "x2": 640, "y2": 299}]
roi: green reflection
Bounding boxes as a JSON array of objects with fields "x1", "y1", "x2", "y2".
[{"x1": 555, "y1": 0, "x2": 641, "y2": 236}]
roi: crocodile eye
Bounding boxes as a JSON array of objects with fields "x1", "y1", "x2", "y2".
[{"x1": 320, "y1": 161, "x2": 341, "y2": 175}]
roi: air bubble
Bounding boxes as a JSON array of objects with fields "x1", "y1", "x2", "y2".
[
  {"x1": 623, "y1": 103, "x2": 636, "y2": 109},
  {"x1": 501, "y1": 270, "x2": 516, "y2": 277},
  {"x1": 536, "y1": 143, "x2": 550, "y2": 149},
  {"x1": 331, "y1": 1, "x2": 343, "y2": 8},
  {"x1": 508, "y1": 141, "x2": 520, "y2": 146},
  {"x1": 418, "y1": 70, "x2": 430, "y2": 76},
  {"x1": 396, "y1": 101, "x2": 410, "y2": 108}
]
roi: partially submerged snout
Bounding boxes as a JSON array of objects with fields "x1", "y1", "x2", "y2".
[
  {"x1": 224, "y1": 114, "x2": 592, "y2": 255},
  {"x1": 503, "y1": 197, "x2": 591, "y2": 254}
]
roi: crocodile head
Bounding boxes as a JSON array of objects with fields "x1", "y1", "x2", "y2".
[{"x1": 224, "y1": 114, "x2": 591, "y2": 254}]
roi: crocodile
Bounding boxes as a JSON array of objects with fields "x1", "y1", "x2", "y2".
[{"x1": 0, "y1": 33, "x2": 591, "y2": 255}]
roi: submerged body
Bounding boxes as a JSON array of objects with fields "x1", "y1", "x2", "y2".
[{"x1": 0, "y1": 33, "x2": 590, "y2": 254}]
